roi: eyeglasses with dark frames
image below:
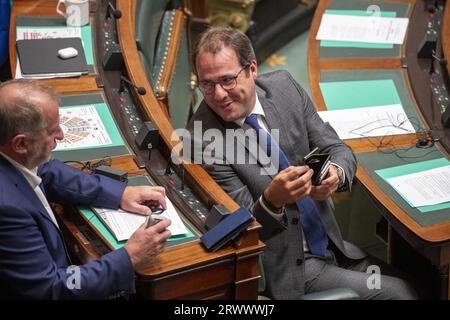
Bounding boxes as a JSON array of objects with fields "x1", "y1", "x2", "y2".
[{"x1": 198, "y1": 63, "x2": 250, "y2": 95}]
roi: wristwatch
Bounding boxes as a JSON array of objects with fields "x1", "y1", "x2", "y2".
[{"x1": 335, "y1": 165, "x2": 345, "y2": 188}]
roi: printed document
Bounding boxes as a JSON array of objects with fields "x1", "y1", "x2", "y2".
[
  {"x1": 386, "y1": 165, "x2": 450, "y2": 207},
  {"x1": 54, "y1": 105, "x2": 112, "y2": 151},
  {"x1": 316, "y1": 14, "x2": 409, "y2": 44},
  {"x1": 318, "y1": 104, "x2": 415, "y2": 139},
  {"x1": 93, "y1": 196, "x2": 188, "y2": 242}
]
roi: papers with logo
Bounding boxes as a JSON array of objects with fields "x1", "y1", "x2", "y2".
[
  {"x1": 318, "y1": 104, "x2": 415, "y2": 140},
  {"x1": 385, "y1": 165, "x2": 450, "y2": 207},
  {"x1": 316, "y1": 14, "x2": 409, "y2": 45},
  {"x1": 55, "y1": 105, "x2": 112, "y2": 151},
  {"x1": 93, "y1": 196, "x2": 188, "y2": 242}
]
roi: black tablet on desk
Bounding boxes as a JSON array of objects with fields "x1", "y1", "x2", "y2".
[{"x1": 16, "y1": 37, "x2": 88, "y2": 76}]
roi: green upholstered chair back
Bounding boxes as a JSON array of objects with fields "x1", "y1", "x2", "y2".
[
  {"x1": 135, "y1": 0, "x2": 194, "y2": 129},
  {"x1": 135, "y1": 0, "x2": 167, "y2": 77}
]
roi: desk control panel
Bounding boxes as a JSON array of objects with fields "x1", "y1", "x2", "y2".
[
  {"x1": 111, "y1": 83, "x2": 210, "y2": 232},
  {"x1": 408, "y1": 0, "x2": 450, "y2": 148},
  {"x1": 429, "y1": 71, "x2": 450, "y2": 119},
  {"x1": 114, "y1": 87, "x2": 144, "y2": 137}
]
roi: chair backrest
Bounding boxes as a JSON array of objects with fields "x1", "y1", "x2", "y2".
[
  {"x1": 135, "y1": 0, "x2": 168, "y2": 78},
  {"x1": 135, "y1": 0, "x2": 194, "y2": 129}
]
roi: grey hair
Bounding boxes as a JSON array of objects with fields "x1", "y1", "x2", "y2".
[
  {"x1": 0, "y1": 79, "x2": 60, "y2": 145},
  {"x1": 192, "y1": 27, "x2": 256, "y2": 73}
]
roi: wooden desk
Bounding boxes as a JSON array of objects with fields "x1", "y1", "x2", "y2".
[
  {"x1": 10, "y1": 0, "x2": 264, "y2": 299},
  {"x1": 114, "y1": 0, "x2": 264, "y2": 299},
  {"x1": 9, "y1": 0, "x2": 99, "y2": 93},
  {"x1": 309, "y1": 0, "x2": 450, "y2": 299}
]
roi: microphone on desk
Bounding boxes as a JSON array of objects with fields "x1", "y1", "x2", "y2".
[
  {"x1": 432, "y1": 53, "x2": 448, "y2": 67},
  {"x1": 429, "y1": 51, "x2": 448, "y2": 74},
  {"x1": 120, "y1": 75, "x2": 147, "y2": 95},
  {"x1": 107, "y1": 2, "x2": 122, "y2": 19}
]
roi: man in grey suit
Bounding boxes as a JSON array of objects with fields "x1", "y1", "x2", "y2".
[{"x1": 186, "y1": 27, "x2": 417, "y2": 299}]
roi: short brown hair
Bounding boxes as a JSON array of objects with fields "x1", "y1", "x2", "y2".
[{"x1": 193, "y1": 27, "x2": 256, "y2": 73}]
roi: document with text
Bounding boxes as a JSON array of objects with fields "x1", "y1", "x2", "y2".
[
  {"x1": 386, "y1": 165, "x2": 450, "y2": 207},
  {"x1": 316, "y1": 14, "x2": 409, "y2": 45},
  {"x1": 318, "y1": 104, "x2": 415, "y2": 140},
  {"x1": 93, "y1": 196, "x2": 188, "y2": 242}
]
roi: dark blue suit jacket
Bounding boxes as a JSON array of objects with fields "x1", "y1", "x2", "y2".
[{"x1": 0, "y1": 156, "x2": 135, "y2": 299}]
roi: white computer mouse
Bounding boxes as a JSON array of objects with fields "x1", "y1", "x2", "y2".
[{"x1": 58, "y1": 47, "x2": 78, "y2": 59}]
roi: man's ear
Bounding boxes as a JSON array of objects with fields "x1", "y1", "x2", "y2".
[
  {"x1": 250, "y1": 59, "x2": 258, "y2": 79},
  {"x1": 10, "y1": 134, "x2": 29, "y2": 155}
]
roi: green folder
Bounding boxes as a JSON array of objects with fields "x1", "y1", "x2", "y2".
[
  {"x1": 320, "y1": 10, "x2": 396, "y2": 49},
  {"x1": 319, "y1": 79, "x2": 401, "y2": 110},
  {"x1": 78, "y1": 175, "x2": 197, "y2": 250},
  {"x1": 375, "y1": 158, "x2": 450, "y2": 213},
  {"x1": 56, "y1": 103, "x2": 124, "y2": 152},
  {"x1": 79, "y1": 207, "x2": 196, "y2": 250},
  {"x1": 52, "y1": 93, "x2": 130, "y2": 162}
]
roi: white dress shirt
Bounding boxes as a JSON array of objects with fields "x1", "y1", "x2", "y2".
[{"x1": 1, "y1": 152, "x2": 59, "y2": 228}]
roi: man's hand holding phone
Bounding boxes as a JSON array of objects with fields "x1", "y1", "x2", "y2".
[
  {"x1": 302, "y1": 147, "x2": 331, "y2": 186},
  {"x1": 310, "y1": 164, "x2": 340, "y2": 201},
  {"x1": 264, "y1": 166, "x2": 314, "y2": 209}
]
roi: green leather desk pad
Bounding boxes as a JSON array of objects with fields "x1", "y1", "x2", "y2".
[
  {"x1": 79, "y1": 175, "x2": 199, "y2": 250},
  {"x1": 16, "y1": 16, "x2": 95, "y2": 74},
  {"x1": 52, "y1": 93, "x2": 131, "y2": 162},
  {"x1": 319, "y1": 69, "x2": 425, "y2": 132},
  {"x1": 319, "y1": 0, "x2": 411, "y2": 59},
  {"x1": 356, "y1": 146, "x2": 450, "y2": 227}
]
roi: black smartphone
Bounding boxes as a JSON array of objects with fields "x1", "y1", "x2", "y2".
[
  {"x1": 302, "y1": 148, "x2": 331, "y2": 185},
  {"x1": 146, "y1": 214, "x2": 167, "y2": 228}
]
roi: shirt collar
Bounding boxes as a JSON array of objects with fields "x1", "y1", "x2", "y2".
[
  {"x1": 0, "y1": 152, "x2": 41, "y2": 189},
  {"x1": 234, "y1": 94, "x2": 266, "y2": 128}
]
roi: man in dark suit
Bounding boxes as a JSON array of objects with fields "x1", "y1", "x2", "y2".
[
  {"x1": 186, "y1": 27, "x2": 417, "y2": 299},
  {"x1": 0, "y1": 79, "x2": 172, "y2": 299}
]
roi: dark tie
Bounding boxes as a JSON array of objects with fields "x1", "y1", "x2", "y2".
[{"x1": 245, "y1": 113, "x2": 328, "y2": 256}]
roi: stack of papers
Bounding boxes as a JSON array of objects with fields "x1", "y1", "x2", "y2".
[
  {"x1": 375, "y1": 158, "x2": 450, "y2": 213},
  {"x1": 318, "y1": 104, "x2": 415, "y2": 140},
  {"x1": 93, "y1": 196, "x2": 189, "y2": 242},
  {"x1": 384, "y1": 165, "x2": 450, "y2": 208},
  {"x1": 316, "y1": 14, "x2": 409, "y2": 45}
]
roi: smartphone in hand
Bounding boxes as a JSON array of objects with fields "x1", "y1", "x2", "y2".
[
  {"x1": 302, "y1": 147, "x2": 331, "y2": 185},
  {"x1": 146, "y1": 214, "x2": 167, "y2": 228}
]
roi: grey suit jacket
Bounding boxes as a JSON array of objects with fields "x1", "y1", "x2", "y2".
[{"x1": 186, "y1": 70, "x2": 366, "y2": 299}]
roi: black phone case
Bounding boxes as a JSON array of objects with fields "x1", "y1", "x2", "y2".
[{"x1": 305, "y1": 153, "x2": 331, "y2": 185}]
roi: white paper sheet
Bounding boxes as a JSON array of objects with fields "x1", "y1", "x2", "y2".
[
  {"x1": 316, "y1": 14, "x2": 409, "y2": 45},
  {"x1": 386, "y1": 166, "x2": 450, "y2": 207},
  {"x1": 318, "y1": 104, "x2": 415, "y2": 140},
  {"x1": 93, "y1": 196, "x2": 188, "y2": 242}
]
